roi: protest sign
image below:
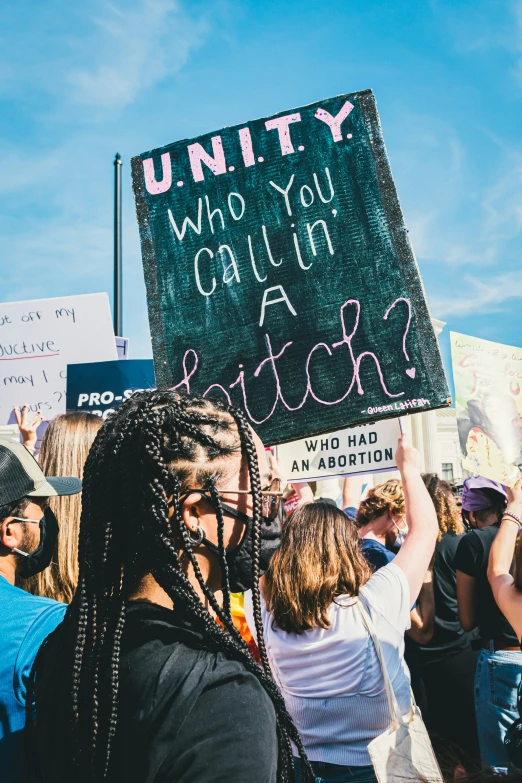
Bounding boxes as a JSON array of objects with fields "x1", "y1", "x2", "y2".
[
  {"x1": 66, "y1": 359, "x2": 156, "y2": 419},
  {"x1": 284, "y1": 492, "x2": 300, "y2": 516},
  {"x1": 0, "y1": 424, "x2": 20, "y2": 443},
  {"x1": 277, "y1": 419, "x2": 401, "y2": 481},
  {"x1": 451, "y1": 332, "x2": 522, "y2": 486},
  {"x1": 132, "y1": 89, "x2": 450, "y2": 445},
  {"x1": 116, "y1": 337, "x2": 129, "y2": 359},
  {"x1": 0, "y1": 294, "x2": 117, "y2": 425}
]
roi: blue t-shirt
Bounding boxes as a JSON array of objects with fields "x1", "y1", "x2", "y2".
[
  {"x1": 0, "y1": 576, "x2": 66, "y2": 783},
  {"x1": 360, "y1": 538, "x2": 395, "y2": 571}
]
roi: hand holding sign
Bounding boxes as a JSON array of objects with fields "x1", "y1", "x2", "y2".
[{"x1": 394, "y1": 432, "x2": 421, "y2": 474}]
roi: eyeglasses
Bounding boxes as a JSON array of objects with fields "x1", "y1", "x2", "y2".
[
  {"x1": 180, "y1": 478, "x2": 283, "y2": 521},
  {"x1": 11, "y1": 516, "x2": 44, "y2": 525}
]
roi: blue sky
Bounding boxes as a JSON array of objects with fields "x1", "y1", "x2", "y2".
[{"x1": 0, "y1": 0, "x2": 521, "y2": 381}]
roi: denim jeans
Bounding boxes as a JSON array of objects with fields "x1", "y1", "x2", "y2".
[
  {"x1": 293, "y1": 757, "x2": 376, "y2": 783},
  {"x1": 474, "y1": 648, "x2": 522, "y2": 773}
]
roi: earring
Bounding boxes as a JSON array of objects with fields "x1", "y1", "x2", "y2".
[{"x1": 187, "y1": 525, "x2": 205, "y2": 546}]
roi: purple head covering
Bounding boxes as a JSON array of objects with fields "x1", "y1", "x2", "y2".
[{"x1": 461, "y1": 477, "x2": 507, "y2": 512}]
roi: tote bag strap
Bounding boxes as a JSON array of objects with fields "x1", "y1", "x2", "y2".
[{"x1": 356, "y1": 598, "x2": 406, "y2": 731}]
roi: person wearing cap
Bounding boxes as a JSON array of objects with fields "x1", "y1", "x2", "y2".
[
  {"x1": 454, "y1": 476, "x2": 520, "y2": 773},
  {"x1": 0, "y1": 437, "x2": 81, "y2": 783}
]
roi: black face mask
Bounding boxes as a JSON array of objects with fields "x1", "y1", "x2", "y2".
[
  {"x1": 201, "y1": 501, "x2": 281, "y2": 592},
  {"x1": 14, "y1": 508, "x2": 59, "y2": 579}
]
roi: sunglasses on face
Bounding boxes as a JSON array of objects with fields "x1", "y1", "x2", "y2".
[{"x1": 180, "y1": 478, "x2": 283, "y2": 522}]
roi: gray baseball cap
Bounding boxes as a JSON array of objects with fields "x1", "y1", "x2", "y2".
[{"x1": 0, "y1": 437, "x2": 82, "y2": 507}]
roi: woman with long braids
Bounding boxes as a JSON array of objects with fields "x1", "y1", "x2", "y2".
[{"x1": 28, "y1": 390, "x2": 314, "y2": 783}]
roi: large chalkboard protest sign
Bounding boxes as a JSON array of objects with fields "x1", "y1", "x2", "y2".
[{"x1": 132, "y1": 89, "x2": 450, "y2": 444}]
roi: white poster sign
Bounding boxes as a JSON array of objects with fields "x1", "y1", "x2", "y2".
[
  {"x1": 116, "y1": 337, "x2": 129, "y2": 360},
  {"x1": 277, "y1": 419, "x2": 402, "y2": 482},
  {"x1": 0, "y1": 293, "x2": 117, "y2": 424}
]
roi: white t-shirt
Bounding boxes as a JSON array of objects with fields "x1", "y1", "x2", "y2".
[{"x1": 244, "y1": 563, "x2": 412, "y2": 766}]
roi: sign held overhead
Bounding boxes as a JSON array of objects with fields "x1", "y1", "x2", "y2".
[
  {"x1": 132, "y1": 89, "x2": 450, "y2": 445},
  {"x1": 66, "y1": 359, "x2": 156, "y2": 420},
  {"x1": 0, "y1": 294, "x2": 117, "y2": 425},
  {"x1": 451, "y1": 332, "x2": 522, "y2": 486},
  {"x1": 277, "y1": 419, "x2": 401, "y2": 482}
]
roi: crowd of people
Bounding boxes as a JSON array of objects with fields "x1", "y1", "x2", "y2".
[{"x1": 0, "y1": 391, "x2": 521, "y2": 783}]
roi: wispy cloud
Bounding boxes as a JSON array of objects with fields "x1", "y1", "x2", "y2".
[
  {"x1": 68, "y1": 0, "x2": 208, "y2": 110},
  {"x1": 431, "y1": 273, "x2": 522, "y2": 317},
  {"x1": 0, "y1": 0, "x2": 212, "y2": 115}
]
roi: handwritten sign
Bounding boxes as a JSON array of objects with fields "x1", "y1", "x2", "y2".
[
  {"x1": 132, "y1": 89, "x2": 450, "y2": 445},
  {"x1": 0, "y1": 293, "x2": 117, "y2": 424},
  {"x1": 451, "y1": 332, "x2": 522, "y2": 486},
  {"x1": 116, "y1": 337, "x2": 130, "y2": 360},
  {"x1": 277, "y1": 419, "x2": 401, "y2": 481},
  {"x1": 66, "y1": 359, "x2": 156, "y2": 420}
]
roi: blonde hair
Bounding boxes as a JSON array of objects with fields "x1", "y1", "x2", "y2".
[
  {"x1": 25, "y1": 412, "x2": 103, "y2": 603},
  {"x1": 264, "y1": 501, "x2": 372, "y2": 633},
  {"x1": 356, "y1": 479, "x2": 405, "y2": 527},
  {"x1": 422, "y1": 473, "x2": 464, "y2": 542}
]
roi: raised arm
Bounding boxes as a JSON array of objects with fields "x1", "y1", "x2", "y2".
[
  {"x1": 14, "y1": 405, "x2": 43, "y2": 454},
  {"x1": 291, "y1": 482, "x2": 315, "y2": 507},
  {"x1": 392, "y1": 433, "x2": 438, "y2": 604},
  {"x1": 488, "y1": 479, "x2": 522, "y2": 642},
  {"x1": 342, "y1": 476, "x2": 365, "y2": 511}
]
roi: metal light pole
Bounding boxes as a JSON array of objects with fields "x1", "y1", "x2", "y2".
[{"x1": 113, "y1": 153, "x2": 123, "y2": 336}]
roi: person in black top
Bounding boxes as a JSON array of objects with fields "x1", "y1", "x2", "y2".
[
  {"x1": 28, "y1": 390, "x2": 314, "y2": 783},
  {"x1": 488, "y1": 478, "x2": 522, "y2": 773},
  {"x1": 455, "y1": 476, "x2": 522, "y2": 774},
  {"x1": 414, "y1": 474, "x2": 479, "y2": 766}
]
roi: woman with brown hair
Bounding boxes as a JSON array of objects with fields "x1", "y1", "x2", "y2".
[
  {"x1": 24, "y1": 412, "x2": 103, "y2": 603},
  {"x1": 245, "y1": 434, "x2": 438, "y2": 783}
]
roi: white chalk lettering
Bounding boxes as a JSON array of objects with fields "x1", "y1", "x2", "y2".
[
  {"x1": 205, "y1": 195, "x2": 225, "y2": 234},
  {"x1": 228, "y1": 192, "x2": 245, "y2": 221},
  {"x1": 269, "y1": 174, "x2": 295, "y2": 217},
  {"x1": 168, "y1": 200, "x2": 203, "y2": 241},
  {"x1": 259, "y1": 286, "x2": 297, "y2": 327},
  {"x1": 307, "y1": 220, "x2": 334, "y2": 256},
  {"x1": 219, "y1": 245, "x2": 241, "y2": 285},
  {"x1": 313, "y1": 168, "x2": 335, "y2": 203},
  {"x1": 194, "y1": 248, "x2": 216, "y2": 296}
]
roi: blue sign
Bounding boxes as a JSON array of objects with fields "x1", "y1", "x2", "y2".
[{"x1": 66, "y1": 359, "x2": 155, "y2": 419}]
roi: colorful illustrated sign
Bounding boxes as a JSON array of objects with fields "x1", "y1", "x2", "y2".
[
  {"x1": 0, "y1": 294, "x2": 117, "y2": 425},
  {"x1": 277, "y1": 419, "x2": 401, "y2": 481},
  {"x1": 132, "y1": 89, "x2": 450, "y2": 445},
  {"x1": 66, "y1": 359, "x2": 156, "y2": 420},
  {"x1": 451, "y1": 332, "x2": 522, "y2": 486}
]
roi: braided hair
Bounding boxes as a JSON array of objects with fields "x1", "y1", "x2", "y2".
[
  {"x1": 421, "y1": 473, "x2": 464, "y2": 541},
  {"x1": 29, "y1": 390, "x2": 313, "y2": 783}
]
